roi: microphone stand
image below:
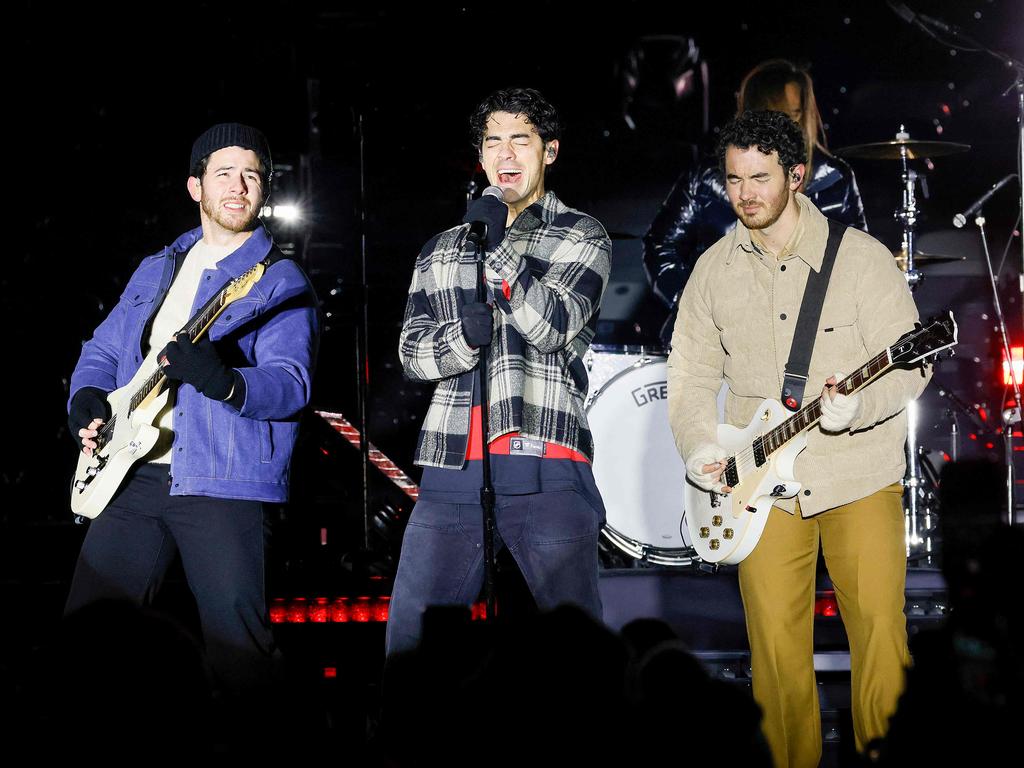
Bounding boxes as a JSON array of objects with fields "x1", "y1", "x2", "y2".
[
  {"x1": 466, "y1": 223, "x2": 498, "y2": 619},
  {"x1": 971, "y1": 210, "x2": 1022, "y2": 524}
]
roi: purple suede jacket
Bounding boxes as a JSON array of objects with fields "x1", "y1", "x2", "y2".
[{"x1": 68, "y1": 225, "x2": 319, "y2": 503}]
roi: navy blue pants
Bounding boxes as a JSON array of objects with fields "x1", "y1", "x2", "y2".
[
  {"x1": 385, "y1": 489, "x2": 604, "y2": 656},
  {"x1": 65, "y1": 463, "x2": 274, "y2": 694}
]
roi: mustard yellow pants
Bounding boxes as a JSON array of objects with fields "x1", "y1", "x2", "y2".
[{"x1": 737, "y1": 483, "x2": 909, "y2": 767}]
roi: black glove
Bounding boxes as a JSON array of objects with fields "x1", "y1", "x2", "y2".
[
  {"x1": 462, "y1": 194, "x2": 508, "y2": 251},
  {"x1": 460, "y1": 302, "x2": 493, "y2": 348},
  {"x1": 161, "y1": 334, "x2": 235, "y2": 401},
  {"x1": 68, "y1": 386, "x2": 110, "y2": 448}
]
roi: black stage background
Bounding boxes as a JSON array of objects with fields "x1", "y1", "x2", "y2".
[{"x1": 2, "y1": 1, "x2": 1022, "y2": 756}]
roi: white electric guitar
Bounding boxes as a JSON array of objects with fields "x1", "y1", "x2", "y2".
[
  {"x1": 684, "y1": 313, "x2": 958, "y2": 565},
  {"x1": 70, "y1": 259, "x2": 268, "y2": 518}
]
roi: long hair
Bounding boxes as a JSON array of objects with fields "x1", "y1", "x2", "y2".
[{"x1": 737, "y1": 60, "x2": 828, "y2": 183}]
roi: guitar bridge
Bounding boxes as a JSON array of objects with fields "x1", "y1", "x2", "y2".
[{"x1": 709, "y1": 491, "x2": 721, "y2": 508}]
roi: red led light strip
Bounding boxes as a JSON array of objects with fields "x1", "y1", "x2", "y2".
[{"x1": 270, "y1": 597, "x2": 489, "y2": 624}]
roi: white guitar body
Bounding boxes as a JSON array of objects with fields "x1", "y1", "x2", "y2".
[
  {"x1": 685, "y1": 398, "x2": 805, "y2": 565},
  {"x1": 680, "y1": 313, "x2": 958, "y2": 565},
  {"x1": 70, "y1": 356, "x2": 171, "y2": 519}
]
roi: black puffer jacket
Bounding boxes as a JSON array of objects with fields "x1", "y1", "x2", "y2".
[{"x1": 643, "y1": 153, "x2": 867, "y2": 343}]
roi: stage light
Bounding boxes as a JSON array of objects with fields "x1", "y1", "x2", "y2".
[
  {"x1": 814, "y1": 591, "x2": 840, "y2": 618},
  {"x1": 1002, "y1": 345, "x2": 1023, "y2": 386},
  {"x1": 274, "y1": 204, "x2": 301, "y2": 222}
]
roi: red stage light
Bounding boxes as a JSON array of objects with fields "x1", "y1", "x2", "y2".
[
  {"x1": 323, "y1": 667, "x2": 337, "y2": 679},
  {"x1": 287, "y1": 597, "x2": 308, "y2": 624},
  {"x1": 814, "y1": 592, "x2": 840, "y2": 618},
  {"x1": 331, "y1": 597, "x2": 350, "y2": 623},
  {"x1": 269, "y1": 598, "x2": 287, "y2": 624},
  {"x1": 1004, "y1": 346, "x2": 1023, "y2": 386},
  {"x1": 373, "y1": 597, "x2": 390, "y2": 622},
  {"x1": 309, "y1": 597, "x2": 330, "y2": 623},
  {"x1": 351, "y1": 597, "x2": 372, "y2": 623}
]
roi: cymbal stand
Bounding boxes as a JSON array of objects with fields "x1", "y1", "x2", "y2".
[{"x1": 893, "y1": 126, "x2": 928, "y2": 555}]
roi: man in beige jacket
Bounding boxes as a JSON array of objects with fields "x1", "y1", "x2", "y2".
[{"x1": 668, "y1": 110, "x2": 930, "y2": 767}]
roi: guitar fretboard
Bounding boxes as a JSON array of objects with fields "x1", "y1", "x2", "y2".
[
  {"x1": 126, "y1": 292, "x2": 228, "y2": 415},
  {"x1": 757, "y1": 348, "x2": 890, "y2": 457}
]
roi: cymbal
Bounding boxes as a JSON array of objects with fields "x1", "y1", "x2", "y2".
[
  {"x1": 893, "y1": 249, "x2": 967, "y2": 270},
  {"x1": 835, "y1": 139, "x2": 970, "y2": 160}
]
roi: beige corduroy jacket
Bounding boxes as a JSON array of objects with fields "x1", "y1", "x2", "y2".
[{"x1": 667, "y1": 194, "x2": 931, "y2": 517}]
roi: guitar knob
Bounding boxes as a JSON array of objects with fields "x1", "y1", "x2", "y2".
[
  {"x1": 709, "y1": 539, "x2": 721, "y2": 551},
  {"x1": 723, "y1": 529, "x2": 734, "y2": 540},
  {"x1": 699, "y1": 527, "x2": 710, "y2": 539},
  {"x1": 712, "y1": 515, "x2": 723, "y2": 527}
]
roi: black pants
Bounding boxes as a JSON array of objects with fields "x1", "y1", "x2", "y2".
[{"x1": 66, "y1": 463, "x2": 274, "y2": 694}]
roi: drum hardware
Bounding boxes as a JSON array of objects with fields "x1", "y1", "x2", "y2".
[
  {"x1": 836, "y1": 126, "x2": 974, "y2": 553},
  {"x1": 892, "y1": 248, "x2": 965, "y2": 272}
]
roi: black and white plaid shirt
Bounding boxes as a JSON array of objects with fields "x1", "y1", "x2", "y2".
[{"x1": 400, "y1": 191, "x2": 612, "y2": 469}]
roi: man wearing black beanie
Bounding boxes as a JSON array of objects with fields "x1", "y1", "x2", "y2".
[{"x1": 65, "y1": 123, "x2": 319, "y2": 700}]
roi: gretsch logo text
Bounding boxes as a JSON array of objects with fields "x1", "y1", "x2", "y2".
[{"x1": 632, "y1": 381, "x2": 668, "y2": 407}]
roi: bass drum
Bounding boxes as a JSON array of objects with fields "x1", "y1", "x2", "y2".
[{"x1": 586, "y1": 355, "x2": 695, "y2": 566}]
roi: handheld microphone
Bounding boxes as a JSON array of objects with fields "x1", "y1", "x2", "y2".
[{"x1": 952, "y1": 174, "x2": 1018, "y2": 228}]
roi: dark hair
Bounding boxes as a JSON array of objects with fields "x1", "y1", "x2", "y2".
[
  {"x1": 715, "y1": 110, "x2": 807, "y2": 173},
  {"x1": 469, "y1": 87, "x2": 562, "y2": 148}
]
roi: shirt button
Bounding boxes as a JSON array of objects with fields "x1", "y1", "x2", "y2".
[
  {"x1": 803, "y1": 489, "x2": 811, "y2": 496},
  {"x1": 780, "y1": 264, "x2": 787, "y2": 272},
  {"x1": 780, "y1": 313, "x2": 788, "y2": 320}
]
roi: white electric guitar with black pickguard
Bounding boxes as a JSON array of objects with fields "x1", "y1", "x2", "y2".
[
  {"x1": 70, "y1": 259, "x2": 268, "y2": 519},
  {"x1": 684, "y1": 313, "x2": 958, "y2": 565}
]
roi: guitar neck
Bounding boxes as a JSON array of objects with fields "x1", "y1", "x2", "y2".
[
  {"x1": 126, "y1": 287, "x2": 231, "y2": 417},
  {"x1": 759, "y1": 347, "x2": 892, "y2": 456}
]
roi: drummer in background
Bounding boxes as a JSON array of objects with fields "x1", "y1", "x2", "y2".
[{"x1": 643, "y1": 59, "x2": 868, "y2": 346}]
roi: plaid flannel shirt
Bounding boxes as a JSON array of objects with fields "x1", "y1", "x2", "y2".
[{"x1": 400, "y1": 191, "x2": 612, "y2": 469}]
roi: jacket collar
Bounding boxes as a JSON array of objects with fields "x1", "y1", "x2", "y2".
[
  {"x1": 168, "y1": 224, "x2": 275, "y2": 278},
  {"x1": 727, "y1": 193, "x2": 830, "y2": 271}
]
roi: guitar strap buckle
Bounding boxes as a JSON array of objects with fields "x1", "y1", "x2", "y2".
[{"x1": 781, "y1": 371, "x2": 807, "y2": 412}]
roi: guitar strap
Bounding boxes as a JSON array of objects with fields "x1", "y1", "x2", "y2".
[{"x1": 780, "y1": 218, "x2": 847, "y2": 412}]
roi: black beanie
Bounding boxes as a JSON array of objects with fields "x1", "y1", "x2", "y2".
[{"x1": 189, "y1": 123, "x2": 272, "y2": 182}]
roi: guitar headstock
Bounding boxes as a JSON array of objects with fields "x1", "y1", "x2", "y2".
[
  {"x1": 891, "y1": 312, "x2": 959, "y2": 366},
  {"x1": 223, "y1": 261, "x2": 266, "y2": 304}
]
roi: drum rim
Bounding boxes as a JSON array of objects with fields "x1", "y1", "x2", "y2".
[
  {"x1": 601, "y1": 525, "x2": 697, "y2": 565},
  {"x1": 588, "y1": 342, "x2": 667, "y2": 357},
  {"x1": 585, "y1": 355, "x2": 668, "y2": 413}
]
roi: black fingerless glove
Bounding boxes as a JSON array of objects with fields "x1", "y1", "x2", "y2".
[
  {"x1": 161, "y1": 334, "x2": 235, "y2": 401},
  {"x1": 460, "y1": 302, "x2": 493, "y2": 348},
  {"x1": 68, "y1": 386, "x2": 110, "y2": 447}
]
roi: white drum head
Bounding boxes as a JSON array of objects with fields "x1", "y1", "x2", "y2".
[{"x1": 587, "y1": 359, "x2": 692, "y2": 561}]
